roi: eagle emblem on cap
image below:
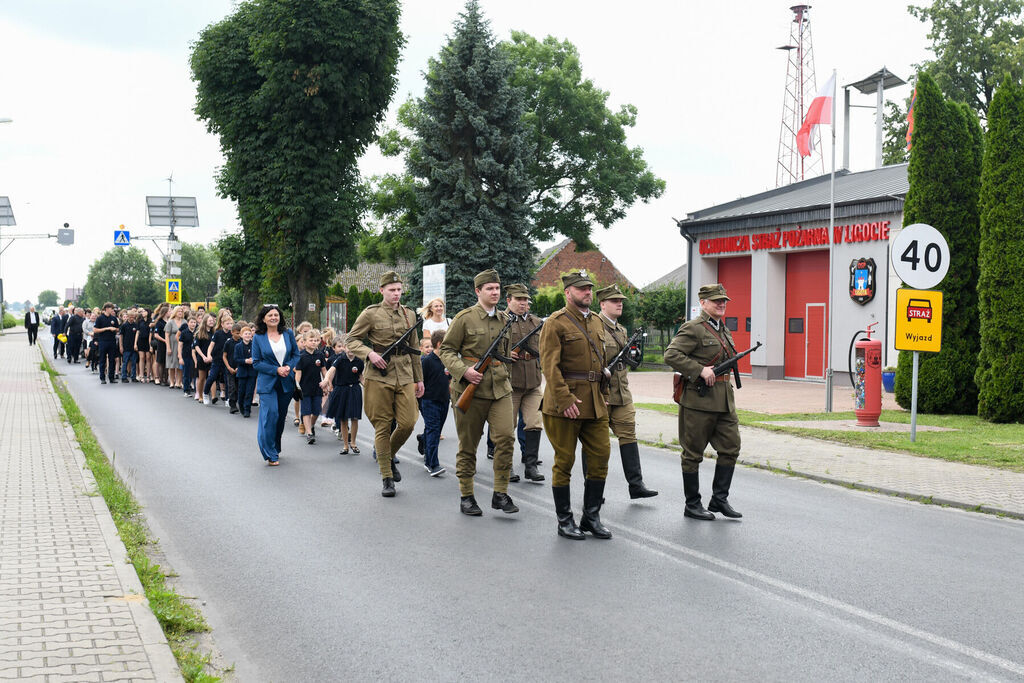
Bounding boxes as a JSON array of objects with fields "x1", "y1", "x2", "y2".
[{"x1": 579, "y1": 269, "x2": 588, "y2": 278}]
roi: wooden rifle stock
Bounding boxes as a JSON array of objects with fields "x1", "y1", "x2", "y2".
[{"x1": 455, "y1": 356, "x2": 491, "y2": 412}]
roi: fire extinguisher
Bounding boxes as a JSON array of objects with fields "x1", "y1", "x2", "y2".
[{"x1": 852, "y1": 322, "x2": 882, "y2": 427}]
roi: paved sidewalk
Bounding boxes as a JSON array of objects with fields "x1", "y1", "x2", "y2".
[
  {"x1": 0, "y1": 335, "x2": 181, "y2": 681},
  {"x1": 635, "y1": 407, "x2": 1024, "y2": 519}
]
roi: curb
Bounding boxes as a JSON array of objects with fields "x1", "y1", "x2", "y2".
[{"x1": 43, "y1": 364, "x2": 184, "y2": 681}]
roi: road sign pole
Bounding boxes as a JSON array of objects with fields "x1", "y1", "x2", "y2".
[{"x1": 910, "y1": 350, "x2": 919, "y2": 442}]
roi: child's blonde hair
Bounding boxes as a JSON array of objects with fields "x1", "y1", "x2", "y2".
[
  {"x1": 321, "y1": 327, "x2": 335, "y2": 347},
  {"x1": 296, "y1": 321, "x2": 313, "y2": 334}
]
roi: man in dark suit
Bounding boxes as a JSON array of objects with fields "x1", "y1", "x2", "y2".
[
  {"x1": 50, "y1": 307, "x2": 67, "y2": 358},
  {"x1": 24, "y1": 306, "x2": 40, "y2": 345},
  {"x1": 65, "y1": 308, "x2": 85, "y2": 364}
]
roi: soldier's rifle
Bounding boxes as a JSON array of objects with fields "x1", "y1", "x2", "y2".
[
  {"x1": 694, "y1": 341, "x2": 762, "y2": 397},
  {"x1": 604, "y1": 326, "x2": 646, "y2": 375},
  {"x1": 510, "y1": 319, "x2": 544, "y2": 358},
  {"x1": 377, "y1": 315, "x2": 423, "y2": 377},
  {"x1": 455, "y1": 315, "x2": 516, "y2": 412}
]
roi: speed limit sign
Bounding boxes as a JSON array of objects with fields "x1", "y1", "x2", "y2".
[{"x1": 891, "y1": 223, "x2": 950, "y2": 289}]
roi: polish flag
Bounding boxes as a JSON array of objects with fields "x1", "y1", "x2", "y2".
[{"x1": 797, "y1": 73, "x2": 836, "y2": 157}]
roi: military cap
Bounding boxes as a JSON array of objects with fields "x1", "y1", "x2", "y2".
[
  {"x1": 561, "y1": 269, "x2": 595, "y2": 289},
  {"x1": 505, "y1": 283, "x2": 532, "y2": 300},
  {"x1": 379, "y1": 270, "x2": 403, "y2": 288},
  {"x1": 474, "y1": 269, "x2": 500, "y2": 288},
  {"x1": 596, "y1": 283, "x2": 627, "y2": 302},
  {"x1": 698, "y1": 283, "x2": 731, "y2": 301}
]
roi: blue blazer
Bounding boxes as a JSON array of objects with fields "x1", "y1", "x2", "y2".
[
  {"x1": 233, "y1": 340, "x2": 255, "y2": 379},
  {"x1": 252, "y1": 330, "x2": 300, "y2": 394}
]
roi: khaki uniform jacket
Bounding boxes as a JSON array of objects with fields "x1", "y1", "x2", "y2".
[
  {"x1": 539, "y1": 307, "x2": 609, "y2": 420},
  {"x1": 598, "y1": 313, "x2": 633, "y2": 407},
  {"x1": 506, "y1": 311, "x2": 543, "y2": 392},
  {"x1": 346, "y1": 303, "x2": 423, "y2": 386},
  {"x1": 663, "y1": 311, "x2": 736, "y2": 413},
  {"x1": 439, "y1": 304, "x2": 513, "y2": 401}
]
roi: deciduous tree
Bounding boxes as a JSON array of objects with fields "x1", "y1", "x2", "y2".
[
  {"x1": 82, "y1": 247, "x2": 162, "y2": 308},
  {"x1": 38, "y1": 289, "x2": 59, "y2": 307}
]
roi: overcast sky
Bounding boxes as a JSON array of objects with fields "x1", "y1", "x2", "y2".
[{"x1": 0, "y1": 0, "x2": 932, "y2": 305}]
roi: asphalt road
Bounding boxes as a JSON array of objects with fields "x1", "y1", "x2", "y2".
[{"x1": 57, "y1": 357, "x2": 1024, "y2": 682}]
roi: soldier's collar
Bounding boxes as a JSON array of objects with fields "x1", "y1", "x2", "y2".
[{"x1": 704, "y1": 314, "x2": 721, "y2": 330}]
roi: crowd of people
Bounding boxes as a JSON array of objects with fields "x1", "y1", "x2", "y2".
[{"x1": 43, "y1": 268, "x2": 745, "y2": 539}]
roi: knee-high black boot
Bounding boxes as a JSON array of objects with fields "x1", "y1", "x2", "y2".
[
  {"x1": 523, "y1": 430, "x2": 544, "y2": 482},
  {"x1": 620, "y1": 442, "x2": 657, "y2": 498},
  {"x1": 579, "y1": 479, "x2": 612, "y2": 539},
  {"x1": 707, "y1": 462, "x2": 742, "y2": 518},
  {"x1": 553, "y1": 486, "x2": 584, "y2": 540},
  {"x1": 682, "y1": 471, "x2": 715, "y2": 520}
]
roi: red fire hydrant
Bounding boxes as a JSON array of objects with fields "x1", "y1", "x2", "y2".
[{"x1": 854, "y1": 323, "x2": 882, "y2": 427}]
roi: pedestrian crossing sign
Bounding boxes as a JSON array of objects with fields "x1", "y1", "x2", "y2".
[
  {"x1": 166, "y1": 279, "x2": 181, "y2": 304},
  {"x1": 114, "y1": 229, "x2": 130, "y2": 246}
]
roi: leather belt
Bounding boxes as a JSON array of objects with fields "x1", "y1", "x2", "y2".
[
  {"x1": 463, "y1": 356, "x2": 502, "y2": 366},
  {"x1": 563, "y1": 371, "x2": 600, "y2": 382}
]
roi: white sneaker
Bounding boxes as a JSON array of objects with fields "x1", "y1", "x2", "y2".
[{"x1": 203, "y1": 395, "x2": 211, "y2": 405}]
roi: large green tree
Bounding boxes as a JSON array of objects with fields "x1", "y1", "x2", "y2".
[
  {"x1": 976, "y1": 77, "x2": 1024, "y2": 422},
  {"x1": 404, "y1": 1, "x2": 536, "y2": 311},
  {"x1": 894, "y1": 73, "x2": 983, "y2": 414},
  {"x1": 910, "y1": 0, "x2": 1024, "y2": 120},
  {"x1": 178, "y1": 242, "x2": 220, "y2": 302},
  {"x1": 216, "y1": 231, "x2": 264, "y2": 320},
  {"x1": 38, "y1": 289, "x2": 59, "y2": 307},
  {"x1": 190, "y1": 0, "x2": 403, "y2": 323},
  {"x1": 361, "y1": 28, "x2": 665, "y2": 261},
  {"x1": 82, "y1": 247, "x2": 163, "y2": 308}
]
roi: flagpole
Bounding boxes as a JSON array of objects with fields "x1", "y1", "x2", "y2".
[{"x1": 825, "y1": 68, "x2": 837, "y2": 413}]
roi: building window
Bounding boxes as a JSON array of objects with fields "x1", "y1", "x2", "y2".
[
  {"x1": 725, "y1": 317, "x2": 738, "y2": 331},
  {"x1": 788, "y1": 318, "x2": 804, "y2": 334},
  {"x1": 745, "y1": 317, "x2": 751, "y2": 332}
]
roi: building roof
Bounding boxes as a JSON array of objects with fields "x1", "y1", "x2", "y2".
[
  {"x1": 678, "y1": 164, "x2": 908, "y2": 234},
  {"x1": 645, "y1": 263, "x2": 687, "y2": 290}
]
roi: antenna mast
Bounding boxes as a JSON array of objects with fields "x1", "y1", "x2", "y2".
[{"x1": 776, "y1": 5, "x2": 823, "y2": 187}]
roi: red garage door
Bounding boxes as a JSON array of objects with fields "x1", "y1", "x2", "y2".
[
  {"x1": 784, "y1": 250, "x2": 829, "y2": 379},
  {"x1": 717, "y1": 256, "x2": 751, "y2": 373}
]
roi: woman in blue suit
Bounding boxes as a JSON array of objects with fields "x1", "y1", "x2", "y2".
[{"x1": 251, "y1": 304, "x2": 301, "y2": 465}]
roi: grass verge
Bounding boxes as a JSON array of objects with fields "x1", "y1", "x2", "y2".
[
  {"x1": 635, "y1": 402, "x2": 1024, "y2": 472},
  {"x1": 40, "y1": 356, "x2": 221, "y2": 682}
]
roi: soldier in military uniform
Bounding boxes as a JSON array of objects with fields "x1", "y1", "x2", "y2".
[
  {"x1": 539, "y1": 270, "x2": 612, "y2": 540},
  {"x1": 346, "y1": 271, "x2": 424, "y2": 498},
  {"x1": 504, "y1": 283, "x2": 545, "y2": 483},
  {"x1": 438, "y1": 269, "x2": 519, "y2": 516},
  {"x1": 663, "y1": 283, "x2": 743, "y2": 520},
  {"x1": 596, "y1": 284, "x2": 658, "y2": 499}
]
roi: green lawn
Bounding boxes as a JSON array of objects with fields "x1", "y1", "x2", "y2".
[{"x1": 635, "y1": 403, "x2": 1024, "y2": 472}]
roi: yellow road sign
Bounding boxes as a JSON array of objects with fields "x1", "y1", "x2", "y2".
[
  {"x1": 895, "y1": 288, "x2": 942, "y2": 352},
  {"x1": 166, "y1": 279, "x2": 182, "y2": 304}
]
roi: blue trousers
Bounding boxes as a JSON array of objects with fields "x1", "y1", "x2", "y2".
[
  {"x1": 204, "y1": 361, "x2": 225, "y2": 396},
  {"x1": 257, "y1": 386, "x2": 292, "y2": 462},
  {"x1": 182, "y1": 355, "x2": 195, "y2": 393},
  {"x1": 120, "y1": 350, "x2": 137, "y2": 379},
  {"x1": 237, "y1": 375, "x2": 256, "y2": 417},
  {"x1": 420, "y1": 399, "x2": 449, "y2": 469}
]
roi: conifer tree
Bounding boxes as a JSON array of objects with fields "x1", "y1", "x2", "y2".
[
  {"x1": 976, "y1": 77, "x2": 1024, "y2": 422},
  {"x1": 406, "y1": 0, "x2": 535, "y2": 311},
  {"x1": 894, "y1": 73, "x2": 983, "y2": 413}
]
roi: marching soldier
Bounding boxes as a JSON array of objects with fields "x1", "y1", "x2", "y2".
[
  {"x1": 438, "y1": 269, "x2": 519, "y2": 516},
  {"x1": 595, "y1": 284, "x2": 658, "y2": 499},
  {"x1": 539, "y1": 270, "x2": 612, "y2": 540},
  {"x1": 346, "y1": 271, "x2": 424, "y2": 498},
  {"x1": 663, "y1": 283, "x2": 743, "y2": 520},
  {"x1": 504, "y1": 284, "x2": 545, "y2": 483}
]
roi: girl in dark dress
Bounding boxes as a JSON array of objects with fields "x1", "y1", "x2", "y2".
[
  {"x1": 193, "y1": 314, "x2": 215, "y2": 403},
  {"x1": 151, "y1": 303, "x2": 170, "y2": 385},
  {"x1": 321, "y1": 336, "x2": 364, "y2": 454},
  {"x1": 135, "y1": 308, "x2": 151, "y2": 382}
]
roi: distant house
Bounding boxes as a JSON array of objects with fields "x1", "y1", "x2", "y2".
[
  {"x1": 532, "y1": 239, "x2": 637, "y2": 290},
  {"x1": 331, "y1": 260, "x2": 414, "y2": 293}
]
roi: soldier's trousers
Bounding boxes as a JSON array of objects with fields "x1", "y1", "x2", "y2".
[
  {"x1": 542, "y1": 414, "x2": 610, "y2": 487},
  {"x1": 607, "y1": 403, "x2": 636, "y2": 445},
  {"x1": 454, "y1": 394, "x2": 514, "y2": 496},
  {"x1": 678, "y1": 406, "x2": 740, "y2": 473},
  {"x1": 511, "y1": 386, "x2": 543, "y2": 431},
  {"x1": 363, "y1": 381, "x2": 418, "y2": 479}
]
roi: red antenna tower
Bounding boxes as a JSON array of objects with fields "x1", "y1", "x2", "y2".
[{"x1": 776, "y1": 5, "x2": 824, "y2": 187}]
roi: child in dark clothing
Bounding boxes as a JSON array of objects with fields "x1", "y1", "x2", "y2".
[
  {"x1": 233, "y1": 325, "x2": 257, "y2": 417},
  {"x1": 224, "y1": 322, "x2": 242, "y2": 413},
  {"x1": 419, "y1": 329, "x2": 450, "y2": 476},
  {"x1": 321, "y1": 336, "x2": 364, "y2": 454},
  {"x1": 295, "y1": 329, "x2": 326, "y2": 444}
]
